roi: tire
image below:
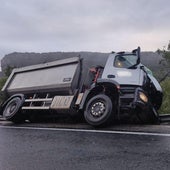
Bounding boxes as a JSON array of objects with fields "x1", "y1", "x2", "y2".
[
  {"x1": 136, "y1": 106, "x2": 159, "y2": 124},
  {"x1": 84, "y1": 94, "x2": 113, "y2": 126},
  {"x1": 3, "y1": 97, "x2": 25, "y2": 123}
]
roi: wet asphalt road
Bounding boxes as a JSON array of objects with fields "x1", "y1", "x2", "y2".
[{"x1": 0, "y1": 122, "x2": 170, "y2": 170}]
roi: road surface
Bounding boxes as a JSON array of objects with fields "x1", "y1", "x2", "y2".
[{"x1": 0, "y1": 121, "x2": 170, "y2": 170}]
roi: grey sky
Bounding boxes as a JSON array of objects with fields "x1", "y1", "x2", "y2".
[{"x1": 0, "y1": 0, "x2": 170, "y2": 58}]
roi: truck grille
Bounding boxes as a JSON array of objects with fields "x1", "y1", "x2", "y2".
[
  {"x1": 120, "y1": 86, "x2": 136, "y2": 94},
  {"x1": 119, "y1": 86, "x2": 137, "y2": 108}
]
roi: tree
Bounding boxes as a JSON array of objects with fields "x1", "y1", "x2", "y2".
[
  {"x1": 0, "y1": 66, "x2": 15, "y2": 103},
  {"x1": 158, "y1": 41, "x2": 170, "y2": 114},
  {"x1": 4, "y1": 65, "x2": 14, "y2": 77},
  {"x1": 168, "y1": 40, "x2": 170, "y2": 51},
  {"x1": 157, "y1": 41, "x2": 170, "y2": 83}
]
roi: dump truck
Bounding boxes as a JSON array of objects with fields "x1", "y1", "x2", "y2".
[{"x1": 0, "y1": 47, "x2": 163, "y2": 126}]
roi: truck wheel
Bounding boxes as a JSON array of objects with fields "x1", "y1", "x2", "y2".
[
  {"x1": 84, "y1": 94, "x2": 113, "y2": 126},
  {"x1": 136, "y1": 107, "x2": 159, "y2": 124},
  {"x1": 3, "y1": 97, "x2": 25, "y2": 123}
]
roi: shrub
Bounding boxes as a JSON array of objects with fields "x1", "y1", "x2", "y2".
[{"x1": 159, "y1": 78, "x2": 170, "y2": 114}]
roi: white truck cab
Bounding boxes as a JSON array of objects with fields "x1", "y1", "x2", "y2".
[{"x1": 102, "y1": 52, "x2": 145, "y2": 86}]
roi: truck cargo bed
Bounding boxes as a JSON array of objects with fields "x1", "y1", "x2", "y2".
[{"x1": 2, "y1": 57, "x2": 80, "y2": 95}]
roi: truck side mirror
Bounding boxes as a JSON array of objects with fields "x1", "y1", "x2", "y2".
[
  {"x1": 137, "y1": 47, "x2": 140, "y2": 64},
  {"x1": 132, "y1": 47, "x2": 141, "y2": 65}
]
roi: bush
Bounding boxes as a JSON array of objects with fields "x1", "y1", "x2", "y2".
[
  {"x1": 159, "y1": 78, "x2": 170, "y2": 114},
  {"x1": 0, "y1": 77, "x2": 8, "y2": 89},
  {"x1": 0, "y1": 66, "x2": 14, "y2": 103},
  {"x1": 0, "y1": 76, "x2": 8, "y2": 104}
]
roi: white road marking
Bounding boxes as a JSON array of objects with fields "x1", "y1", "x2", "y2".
[{"x1": 1, "y1": 125, "x2": 170, "y2": 137}]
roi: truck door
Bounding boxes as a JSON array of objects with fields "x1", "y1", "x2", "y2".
[{"x1": 102, "y1": 52, "x2": 143, "y2": 86}]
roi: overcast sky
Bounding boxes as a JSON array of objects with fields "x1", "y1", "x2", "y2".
[{"x1": 0, "y1": 0, "x2": 170, "y2": 59}]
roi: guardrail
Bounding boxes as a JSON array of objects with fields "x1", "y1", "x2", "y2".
[{"x1": 159, "y1": 114, "x2": 170, "y2": 123}]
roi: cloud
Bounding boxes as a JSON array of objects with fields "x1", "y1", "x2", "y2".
[{"x1": 0, "y1": 0, "x2": 170, "y2": 58}]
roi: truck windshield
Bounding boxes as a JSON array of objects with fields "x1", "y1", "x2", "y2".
[{"x1": 114, "y1": 54, "x2": 138, "y2": 68}]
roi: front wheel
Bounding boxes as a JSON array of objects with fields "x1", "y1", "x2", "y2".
[
  {"x1": 84, "y1": 94, "x2": 113, "y2": 126},
  {"x1": 136, "y1": 106, "x2": 160, "y2": 124},
  {"x1": 3, "y1": 97, "x2": 25, "y2": 123}
]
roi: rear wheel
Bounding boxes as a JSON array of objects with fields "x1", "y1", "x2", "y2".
[
  {"x1": 84, "y1": 94, "x2": 113, "y2": 126},
  {"x1": 3, "y1": 97, "x2": 25, "y2": 123}
]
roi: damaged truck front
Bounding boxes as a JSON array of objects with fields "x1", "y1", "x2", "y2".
[{"x1": 0, "y1": 47, "x2": 163, "y2": 126}]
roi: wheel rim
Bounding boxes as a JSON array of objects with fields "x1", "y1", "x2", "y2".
[
  {"x1": 90, "y1": 100, "x2": 106, "y2": 118},
  {"x1": 5, "y1": 102, "x2": 18, "y2": 117},
  {"x1": 3, "y1": 97, "x2": 23, "y2": 119},
  {"x1": 84, "y1": 94, "x2": 113, "y2": 126}
]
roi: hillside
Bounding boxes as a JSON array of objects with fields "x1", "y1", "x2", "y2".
[{"x1": 1, "y1": 51, "x2": 164, "y2": 74}]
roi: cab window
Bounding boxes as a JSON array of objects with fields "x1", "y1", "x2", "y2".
[{"x1": 114, "y1": 54, "x2": 138, "y2": 68}]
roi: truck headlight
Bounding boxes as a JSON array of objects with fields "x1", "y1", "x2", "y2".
[{"x1": 139, "y1": 92, "x2": 148, "y2": 103}]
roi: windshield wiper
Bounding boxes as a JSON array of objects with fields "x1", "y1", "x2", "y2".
[{"x1": 128, "y1": 64, "x2": 138, "y2": 69}]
